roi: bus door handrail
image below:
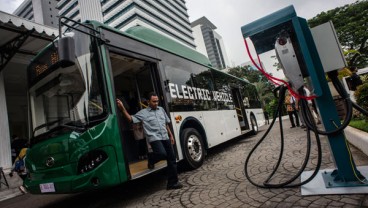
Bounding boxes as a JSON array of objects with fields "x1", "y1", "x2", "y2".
[{"x1": 140, "y1": 102, "x2": 148, "y2": 108}]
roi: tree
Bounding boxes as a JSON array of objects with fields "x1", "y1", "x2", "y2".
[
  {"x1": 308, "y1": 0, "x2": 368, "y2": 68},
  {"x1": 227, "y1": 65, "x2": 272, "y2": 84},
  {"x1": 254, "y1": 81, "x2": 275, "y2": 105},
  {"x1": 227, "y1": 65, "x2": 276, "y2": 116},
  {"x1": 227, "y1": 66, "x2": 249, "y2": 80}
]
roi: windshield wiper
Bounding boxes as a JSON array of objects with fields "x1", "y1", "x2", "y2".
[
  {"x1": 61, "y1": 122, "x2": 86, "y2": 131},
  {"x1": 33, "y1": 119, "x2": 63, "y2": 137},
  {"x1": 33, "y1": 119, "x2": 87, "y2": 138}
]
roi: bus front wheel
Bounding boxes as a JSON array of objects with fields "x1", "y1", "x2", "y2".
[
  {"x1": 181, "y1": 128, "x2": 205, "y2": 169},
  {"x1": 250, "y1": 114, "x2": 258, "y2": 135}
]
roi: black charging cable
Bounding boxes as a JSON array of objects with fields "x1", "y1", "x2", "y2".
[
  {"x1": 300, "y1": 71, "x2": 353, "y2": 136},
  {"x1": 244, "y1": 85, "x2": 322, "y2": 188},
  {"x1": 244, "y1": 70, "x2": 367, "y2": 189},
  {"x1": 328, "y1": 71, "x2": 368, "y2": 117}
]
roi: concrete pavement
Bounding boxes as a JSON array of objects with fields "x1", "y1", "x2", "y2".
[
  {"x1": 1, "y1": 122, "x2": 368, "y2": 207},
  {"x1": 127, "y1": 122, "x2": 368, "y2": 207},
  {"x1": 0, "y1": 170, "x2": 24, "y2": 202}
]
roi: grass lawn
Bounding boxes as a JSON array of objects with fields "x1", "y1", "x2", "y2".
[{"x1": 349, "y1": 119, "x2": 368, "y2": 132}]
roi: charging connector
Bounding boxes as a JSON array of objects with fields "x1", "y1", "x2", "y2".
[{"x1": 275, "y1": 33, "x2": 304, "y2": 91}]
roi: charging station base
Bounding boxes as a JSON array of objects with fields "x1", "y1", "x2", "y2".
[
  {"x1": 301, "y1": 166, "x2": 368, "y2": 196},
  {"x1": 321, "y1": 170, "x2": 367, "y2": 188}
]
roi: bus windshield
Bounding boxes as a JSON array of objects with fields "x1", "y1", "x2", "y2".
[{"x1": 28, "y1": 27, "x2": 106, "y2": 138}]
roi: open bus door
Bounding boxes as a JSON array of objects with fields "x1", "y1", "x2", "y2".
[
  {"x1": 110, "y1": 53, "x2": 168, "y2": 179},
  {"x1": 231, "y1": 88, "x2": 249, "y2": 131}
]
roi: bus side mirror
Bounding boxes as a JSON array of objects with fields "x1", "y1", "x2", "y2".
[{"x1": 58, "y1": 36, "x2": 75, "y2": 68}]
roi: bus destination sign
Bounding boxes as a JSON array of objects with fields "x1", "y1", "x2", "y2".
[{"x1": 29, "y1": 46, "x2": 59, "y2": 86}]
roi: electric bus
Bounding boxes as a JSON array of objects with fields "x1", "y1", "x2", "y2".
[{"x1": 24, "y1": 20, "x2": 264, "y2": 194}]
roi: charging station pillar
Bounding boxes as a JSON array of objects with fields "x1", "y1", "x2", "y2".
[{"x1": 241, "y1": 5, "x2": 364, "y2": 187}]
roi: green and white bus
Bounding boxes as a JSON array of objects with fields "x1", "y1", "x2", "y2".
[{"x1": 24, "y1": 20, "x2": 264, "y2": 194}]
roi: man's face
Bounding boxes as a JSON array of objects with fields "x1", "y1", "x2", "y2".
[{"x1": 148, "y1": 95, "x2": 159, "y2": 109}]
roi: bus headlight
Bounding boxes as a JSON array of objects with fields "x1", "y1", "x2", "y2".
[{"x1": 77, "y1": 149, "x2": 108, "y2": 174}]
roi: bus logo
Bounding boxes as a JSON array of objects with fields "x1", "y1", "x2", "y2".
[{"x1": 45, "y1": 157, "x2": 55, "y2": 167}]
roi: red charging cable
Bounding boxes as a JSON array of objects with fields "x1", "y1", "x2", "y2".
[{"x1": 243, "y1": 38, "x2": 316, "y2": 100}]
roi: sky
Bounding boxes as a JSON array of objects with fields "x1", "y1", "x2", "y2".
[
  {"x1": 0, "y1": 0, "x2": 358, "y2": 67},
  {"x1": 186, "y1": 0, "x2": 357, "y2": 67}
]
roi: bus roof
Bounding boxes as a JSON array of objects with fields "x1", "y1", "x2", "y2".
[
  {"x1": 31, "y1": 20, "x2": 251, "y2": 85},
  {"x1": 88, "y1": 20, "x2": 211, "y2": 66},
  {"x1": 88, "y1": 21, "x2": 251, "y2": 85}
]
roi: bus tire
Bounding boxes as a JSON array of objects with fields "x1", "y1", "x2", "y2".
[
  {"x1": 250, "y1": 114, "x2": 258, "y2": 135},
  {"x1": 181, "y1": 128, "x2": 205, "y2": 169}
]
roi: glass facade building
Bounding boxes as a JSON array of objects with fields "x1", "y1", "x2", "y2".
[
  {"x1": 56, "y1": 0, "x2": 195, "y2": 48},
  {"x1": 191, "y1": 17, "x2": 229, "y2": 70},
  {"x1": 13, "y1": 0, "x2": 59, "y2": 28}
]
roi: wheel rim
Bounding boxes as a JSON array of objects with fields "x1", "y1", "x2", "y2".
[{"x1": 187, "y1": 134, "x2": 202, "y2": 162}]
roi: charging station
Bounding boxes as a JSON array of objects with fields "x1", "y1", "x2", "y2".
[{"x1": 241, "y1": 5, "x2": 367, "y2": 194}]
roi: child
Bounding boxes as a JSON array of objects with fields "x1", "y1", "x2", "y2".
[
  {"x1": 9, "y1": 147, "x2": 28, "y2": 180},
  {"x1": 9, "y1": 147, "x2": 28, "y2": 193}
]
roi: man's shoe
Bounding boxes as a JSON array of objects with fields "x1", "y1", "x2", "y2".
[
  {"x1": 300, "y1": 125, "x2": 306, "y2": 128},
  {"x1": 290, "y1": 126, "x2": 295, "y2": 128},
  {"x1": 167, "y1": 182, "x2": 183, "y2": 190}
]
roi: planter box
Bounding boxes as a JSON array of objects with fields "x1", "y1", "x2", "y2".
[{"x1": 345, "y1": 126, "x2": 368, "y2": 157}]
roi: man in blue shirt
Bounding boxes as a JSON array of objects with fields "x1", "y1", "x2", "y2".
[{"x1": 117, "y1": 92, "x2": 183, "y2": 190}]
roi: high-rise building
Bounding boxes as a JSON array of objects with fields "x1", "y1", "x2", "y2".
[
  {"x1": 57, "y1": 0, "x2": 103, "y2": 24},
  {"x1": 13, "y1": 0, "x2": 59, "y2": 28},
  {"x1": 191, "y1": 16, "x2": 229, "y2": 70},
  {"x1": 55, "y1": 0, "x2": 195, "y2": 48}
]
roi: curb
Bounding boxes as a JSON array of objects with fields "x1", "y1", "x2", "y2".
[
  {"x1": 345, "y1": 126, "x2": 368, "y2": 156},
  {"x1": 0, "y1": 189, "x2": 23, "y2": 202},
  {"x1": 0, "y1": 170, "x2": 25, "y2": 202}
]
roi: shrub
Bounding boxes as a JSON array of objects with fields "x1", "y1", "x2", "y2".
[
  {"x1": 337, "y1": 68, "x2": 352, "y2": 80},
  {"x1": 354, "y1": 82, "x2": 368, "y2": 113},
  {"x1": 265, "y1": 98, "x2": 284, "y2": 118},
  {"x1": 349, "y1": 119, "x2": 368, "y2": 132},
  {"x1": 361, "y1": 74, "x2": 368, "y2": 83},
  {"x1": 326, "y1": 68, "x2": 352, "y2": 82}
]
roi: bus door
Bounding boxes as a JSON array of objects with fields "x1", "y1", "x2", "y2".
[
  {"x1": 231, "y1": 88, "x2": 249, "y2": 131},
  {"x1": 111, "y1": 53, "x2": 164, "y2": 178}
]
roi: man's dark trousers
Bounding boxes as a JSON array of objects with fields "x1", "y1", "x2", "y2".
[
  {"x1": 149, "y1": 139, "x2": 178, "y2": 186},
  {"x1": 288, "y1": 110, "x2": 300, "y2": 127}
]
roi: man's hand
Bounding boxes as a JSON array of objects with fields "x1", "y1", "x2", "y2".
[
  {"x1": 117, "y1": 99, "x2": 132, "y2": 122},
  {"x1": 166, "y1": 124, "x2": 174, "y2": 144},
  {"x1": 116, "y1": 99, "x2": 125, "y2": 111},
  {"x1": 170, "y1": 135, "x2": 175, "y2": 144}
]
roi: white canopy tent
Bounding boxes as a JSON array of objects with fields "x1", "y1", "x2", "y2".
[{"x1": 0, "y1": 11, "x2": 57, "y2": 169}]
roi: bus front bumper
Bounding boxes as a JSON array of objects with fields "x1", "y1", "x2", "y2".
[{"x1": 24, "y1": 154, "x2": 121, "y2": 194}]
